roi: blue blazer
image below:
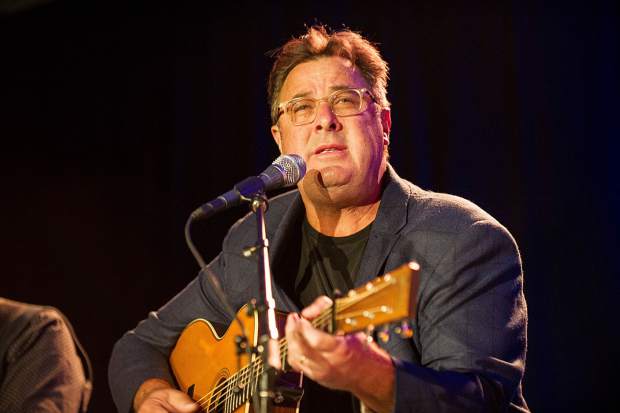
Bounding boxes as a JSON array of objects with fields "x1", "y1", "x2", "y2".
[{"x1": 109, "y1": 165, "x2": 529, "y2": 413}]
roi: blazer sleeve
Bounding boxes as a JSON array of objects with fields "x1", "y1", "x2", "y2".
[
  {"x1": 392, "y1": 219, "x2": 528, "y2": 412},
  {"x1": 108, "y1": 252, "x2": 233, "y2": 413}
]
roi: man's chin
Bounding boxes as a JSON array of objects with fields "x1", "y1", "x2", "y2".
[
  {"x1": 315, "y1": 166, "x2": 351, "y2": 188},
  {"x1": 300, "y1": 168, "x2": 355, "y2": 208}
]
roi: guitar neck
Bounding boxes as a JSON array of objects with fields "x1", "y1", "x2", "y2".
[{"x1": 252, "y1": 263, "x2": 418, "y2": 375}]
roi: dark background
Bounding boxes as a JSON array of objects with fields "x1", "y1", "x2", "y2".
[{"x1": 1, "y1": 0, "x2": 618, "y2": 411}]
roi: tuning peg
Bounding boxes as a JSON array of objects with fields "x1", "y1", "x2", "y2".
[
  {"x1": 394, "y1": 320, "x2": 414, "y2": 339},
  {"x1": 377, "y1": 325, "x2": 390, "y2": 343}
]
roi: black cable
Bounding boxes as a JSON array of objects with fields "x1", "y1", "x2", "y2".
[
  {"x1": 185, "y1": 213, "x2": 257, "y2": 407},
  {"x1": 184, "y1": 216, "x2": 207, "y2": 269},
  {"x1": 184, "y1": 215, "x2": 247, "y2": 336}
]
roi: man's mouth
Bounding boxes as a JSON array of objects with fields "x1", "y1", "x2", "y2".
[{"x1": 314, "y1": 144, "x2": 347, "y2": 155}]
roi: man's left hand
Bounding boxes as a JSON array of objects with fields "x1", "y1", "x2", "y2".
[{"x1": 284, "y1": 296, "x2": 396, "y2": 413}]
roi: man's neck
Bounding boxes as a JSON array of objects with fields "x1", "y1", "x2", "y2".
[{"x1": 304, "y1": 201, "x2": 380, "y2": 237}]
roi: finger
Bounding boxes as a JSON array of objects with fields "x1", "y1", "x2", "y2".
[
  {"x1": 300, "y1": 295, "x2": 333, "y2": 320},
  {"x1": 285, "y1": 314, "x2": 315, "y2": 372},
  {"x1": 352, "y1": 331, "x2": 371, "y2": 346},
  {"x1": 285, "y1": 312, "x2": 301, "y2": 338},
  {"x1": 287, "y1": 321, "x2": 342, "y2": 384},
  {"x1": 165, "y1": 390, "x2": 200, "y2": 413},
  {"x1": 297, "y1": 317, "x2": 339, "y2": 351},
  {"x1": 136, "y1": 402, "x2": 169, "y2": 413},
  {"x1": 267, "y1": 338, "x2": 282, "y2": 370},
  {"x1": 137, "y1": 388, "x2": 199, "y2": 413}
]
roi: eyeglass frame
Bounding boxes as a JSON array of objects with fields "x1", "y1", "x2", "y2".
[{"x1": 274, "y1": 87, "x2": 379, "y2": 126}]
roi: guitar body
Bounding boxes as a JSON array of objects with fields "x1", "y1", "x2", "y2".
[{"x1": 170, "y1": 306, "x2": 302, "y2": 413}]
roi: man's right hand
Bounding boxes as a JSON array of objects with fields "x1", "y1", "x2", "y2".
[{"x1": 133, "y1": 378, "x2": 199, "y2": 413}]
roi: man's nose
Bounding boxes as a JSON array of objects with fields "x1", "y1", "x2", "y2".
[{"x1": 314, "y1": 101, "x2": 342, "y2": 131}]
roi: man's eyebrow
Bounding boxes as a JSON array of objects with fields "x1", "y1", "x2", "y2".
[
  {"x1": 290, "y1": 91, "x2": 312, "y2": 100},
  {"x1": 288, "y1": 85, "x2": 356, "y2": 100},
  {"x1": 328, "y1": 85, "x2": 354, "y2": 92}
]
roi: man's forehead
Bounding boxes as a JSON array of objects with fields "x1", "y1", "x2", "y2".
[{"x1": 279, "y1": 56, "x2": 369, "y2": 99}]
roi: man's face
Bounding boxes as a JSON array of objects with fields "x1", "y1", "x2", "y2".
[{"x1": 271, "y1": 56, "x2": 391, "y2": 208}]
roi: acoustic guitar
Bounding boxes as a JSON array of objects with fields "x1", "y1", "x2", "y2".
[{"x1": 170, "y1": 261, "x2": 420, "y2": 413}]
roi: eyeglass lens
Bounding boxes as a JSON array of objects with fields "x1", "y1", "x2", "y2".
[{"x1": 290, "y1": 89, "x2": 365, "y2": 125}]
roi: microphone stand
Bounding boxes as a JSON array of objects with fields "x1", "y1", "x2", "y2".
[
  {"x1": 184, "y1": 154, "x2": 306, "y2": 412},
  {"x1": 248, "y1": 194, "x2": 279, "y2": 413}
]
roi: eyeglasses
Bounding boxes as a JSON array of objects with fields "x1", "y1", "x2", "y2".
[{"x1": 276, "y1": 88, "x2": 378, "y2": 126}]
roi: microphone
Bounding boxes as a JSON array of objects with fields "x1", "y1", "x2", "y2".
[{"x1": 191, "y1": 154, "x2": 306, "y2": 220}]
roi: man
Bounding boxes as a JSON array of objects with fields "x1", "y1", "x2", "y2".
[
  {"x1": 109, "y1": 26, "x2": 529, "y2": 413},
  {"x1": 0, "y1": 298, "x2": 91, "y2": 413}
]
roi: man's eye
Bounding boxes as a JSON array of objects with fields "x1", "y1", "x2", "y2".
[
  {"x1": 292, "y1": 102, "x2": 314, "y2": 113},
  {"x1": 333, "y1": 93, "x2": 359, "y2": 106}
]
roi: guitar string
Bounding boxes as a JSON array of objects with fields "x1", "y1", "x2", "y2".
[
  {"x1": 193, "y1": 281, "x2": 394, "y2": 411},
  {"x1": 194, "y1": 310, "x2": 334, "y2": 411},
  {"x1": 199, "y1": 326, "x2": 320, "y2": 413},
  {"x1": 194, "y1": 280, "x2": 395, "y2": 412},
  {"x1": 192, "y1": 299, "x2": 353, "y2": 411}
]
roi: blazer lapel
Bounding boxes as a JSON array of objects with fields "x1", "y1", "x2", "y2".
[{"x1": 355, "y1": 165, "x2": 412, "y2": 286}]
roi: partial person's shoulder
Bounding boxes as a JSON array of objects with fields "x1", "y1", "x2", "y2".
[
  {"x1": 0, "y1": 299, "x2": 74, "y2": 358},
  {"x1": 0, "y1": 299, "x2": 51, "y2": 340},
  {"x1": 2, "y1": 299, "x2": 68, "y2": 328}
]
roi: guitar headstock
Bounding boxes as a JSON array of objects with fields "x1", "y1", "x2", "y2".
[{"x1": 333, "y1": 261, "x2": 420, "y2": 335}]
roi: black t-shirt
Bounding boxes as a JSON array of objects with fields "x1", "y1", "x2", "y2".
[
  {"x1": 294, "y1": 217, "x2": 372, "y2": 307},
  {"x1": 292, "y1": 217, "x2": 372, "y2": 413}
]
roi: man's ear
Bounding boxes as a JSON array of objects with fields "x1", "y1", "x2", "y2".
[
  {"x1": 381, "y1": 108, "x2": 392, "y2": 145},
  {"x1": 271, "y1": 124, "x2": 283, "y2": 153}
]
